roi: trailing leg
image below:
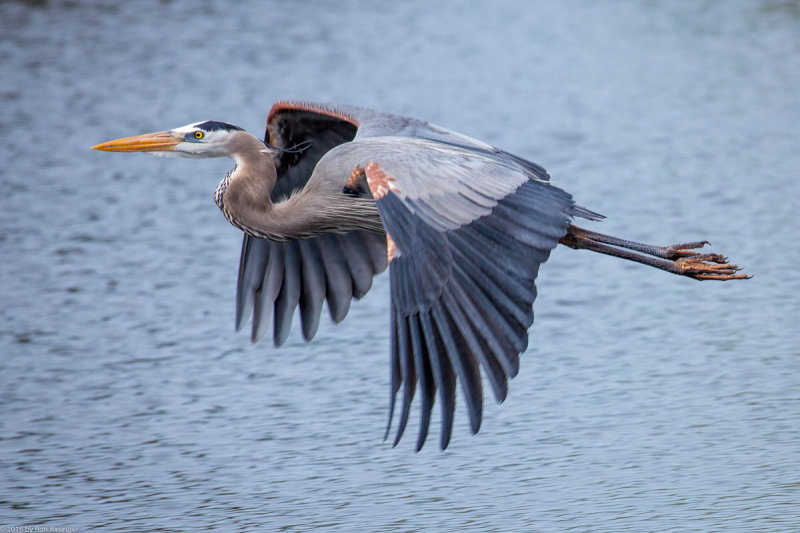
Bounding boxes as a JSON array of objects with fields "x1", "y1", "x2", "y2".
[{"x1": 558, "y1": 225, "x2": 749, "y2": 281}]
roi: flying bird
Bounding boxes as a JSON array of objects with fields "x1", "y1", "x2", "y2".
[{"x1": 93, "y1": 101, "x2": 748, "y2": 450}]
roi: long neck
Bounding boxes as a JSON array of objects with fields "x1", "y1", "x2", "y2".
[{"x1": 214, "y1": 133, "x2": 382, "y2": 241}]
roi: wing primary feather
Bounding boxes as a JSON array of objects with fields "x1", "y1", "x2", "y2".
[
  {"x1": 453, "y1": 223, "x2": 538, "y2": 295},
  {"x1": 419, "y1": 310, "x2": 456, "y2": 450},
  {"x1": 452, "y1": 261, "x2": 522, "y2": 377},
  {"x1": 273, "y1": 242, "x2": 301, "y2": 347},
  {"x1": 441, "y1": 286, "x2": 506, "y2": 406},
  {"x1": 449, "y1": 235, "x2": 532, "y2": 354},
  {"x1": 432, "y1": 300, "x2": 483, "y2": 436},
  {"x1": 447, "y1": 231, "x2": 534, "y2": 339},
  {"x1": 445, "y1": 278, "x2": 510, "y2": 402},
  {"x1": 297, "y1": 239, "x2": 326, "y2": 341},
  {"x1": 393, "y1": 312, "x2": 417, "y2": 447},
  {"x1": 461, "y1": 219, "x2": 545, "y2": 283},
  {"x1": 384, "y1": 304, "x2": 402, "y2": 442},
  {"x1": 405, "y1": 237, "x2": 451, "y2": 312},
  {"x1": 408, "y1": 313, "x2": 435, "y2": 452},
  {"x1": 392, "y1": 258, "x2": 412, "y2": 317},
  {"x1": 377, "y1": 192, "x2": 453, "y2": 314},
  {"x1": 235, "y1": 236, "x2": 269, "y2": 331},
  {"x1": 251, "y1": 243, "x2": 285, "y2": 343}
]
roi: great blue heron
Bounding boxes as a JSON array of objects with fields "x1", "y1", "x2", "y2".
[{"x1": 93, "y1": 101, "x2": 748, "y2": 450}]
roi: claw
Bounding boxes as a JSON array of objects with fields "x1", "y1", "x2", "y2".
[
  {"x1": 692, "y1": 272, "x2": 751, "y2": 281},
  {"x1": 675, "y1": 254, "x2": 748, "y2": 280}
]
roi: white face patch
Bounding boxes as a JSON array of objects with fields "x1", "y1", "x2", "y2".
[{"x1": 167, "y1": 121, "x2": 235, "y2": 158}]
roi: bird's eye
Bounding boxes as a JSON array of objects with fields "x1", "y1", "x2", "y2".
[{"x1": 194, "y1": 131, "x2": 204, "y2": 139}]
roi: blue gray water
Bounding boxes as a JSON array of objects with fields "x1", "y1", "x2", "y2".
[{"x1": 1, "y1": 0, "x2": 798, "y2": 530}]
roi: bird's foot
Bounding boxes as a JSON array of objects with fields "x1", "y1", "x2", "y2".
[{"x1": 673, "y1": 253, "x2": 750, "y2": 281}]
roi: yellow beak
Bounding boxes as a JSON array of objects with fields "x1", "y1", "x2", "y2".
[{"x1": 92, "y1": 130, "x2": 181, "y2": 152}]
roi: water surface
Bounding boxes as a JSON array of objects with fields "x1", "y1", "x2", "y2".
[{"x1": 1, "y1": 1, "x2": 798, "y2": 530}]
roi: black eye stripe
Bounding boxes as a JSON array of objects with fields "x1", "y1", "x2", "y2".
[{"x1": 194, "y1": 120, "x2": 243, "y2": 132}]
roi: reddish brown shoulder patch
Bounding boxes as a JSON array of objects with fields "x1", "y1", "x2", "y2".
[
  {"x1": 364, "y1": 162, "x2": 401, "y2": 200},
  {"x1": 386, "y1": 233, "x2": 400, "y2": 264},
  {"x1": 343, "y1": 165, "x2": 369, "y2": 197},
  {"x1": 346, "y1": 164, "x2": 364, "y2": 189}
]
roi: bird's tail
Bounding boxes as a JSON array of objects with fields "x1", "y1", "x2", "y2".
[{"x1": 572, "y1": 204, "x2": 606, "y2": 221}]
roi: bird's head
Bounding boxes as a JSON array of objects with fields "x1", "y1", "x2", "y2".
[{"x1": 92, "y1": 120, "x2": 247, "y2": 159}]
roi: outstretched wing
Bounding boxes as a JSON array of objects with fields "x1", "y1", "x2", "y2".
[
  {"x1": 235, "y1": 231, "x2": 388, "y2": 345},
  {"x1": 234, "y1": 102, "x2": 389, "y2": 345},
  {"x1": 349, "y1": 137, "x2": 576, "y2": 450}
]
